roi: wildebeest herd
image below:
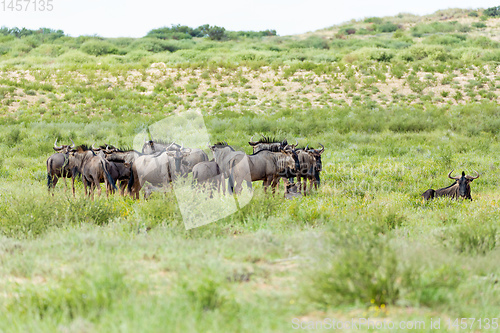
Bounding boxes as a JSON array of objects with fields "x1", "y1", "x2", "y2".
[
  {"x1": 46, "y1": 136, "x2": 325, "y2": 200},
  {"x1": 47, "y1": 136, "x2": 480, "y2": 201}
]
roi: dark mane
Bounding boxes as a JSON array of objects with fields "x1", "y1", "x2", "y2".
[
  {"x1": 100, "y1": 144, "x2": 134, "y2": 152},
  {"x1": 117, "y1": 146, "x2": 133, "y2": 152},
  {"x1": 214, "y1": 141, "x2": 229, "y2": 146},
  {"x1": 256, "y1": 136, "x2": 285, "y2": 144},
  {"x1": 76, "y1": 144, "x2": 91, "y2": 152}
]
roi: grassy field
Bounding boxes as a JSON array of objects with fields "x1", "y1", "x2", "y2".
[{"x1": 1, "y1": 7, "x2": 500, "y2": 332}]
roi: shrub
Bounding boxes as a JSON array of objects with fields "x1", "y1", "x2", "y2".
[
  {"x1": 472, "y1": 22, "x2": 487, "y2": 29},
  {"x1": 8, "y1": 271, "x2": 130, "y2": 320},
  {"x1": 80, "y1": 40, "x2": 118, "y2": 56},
  {"x1": 441, "y1": 223, "x2": 497, "y2": 255},
  {"x1": 375, "y1": 22, "x2": 399, "y2": 33},
  {"x1": 483, "y1": 6, "x2": 500, "y2": 17},
  {"x1": 304, "y1": 236, "x2": 400, "y2": 307},
  {"x1": 207, "y1": 26, "x2": 227, "y2": 41},
  {"x1": 364, "y1": 17, "x2": 383, "y2": 24}
]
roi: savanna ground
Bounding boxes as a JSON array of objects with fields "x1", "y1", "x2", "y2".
[{"x1": 1, "y1": 7, "x2": 500, "y2": 332}]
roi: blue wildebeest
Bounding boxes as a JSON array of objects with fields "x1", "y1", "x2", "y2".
[
  {"x1": 102, "y1": 145, "x2": 143, "y2": 164},
  {"x1": 296, "y1": 144, "x2": 325, "y2": 195},
  {"x1": 422, "y1": 170, "x2": 479, "y2": 201},
  {"x1": 228, "y1": 149, "x2": 299, "y2": 194},
  {"x1": 192, "y1": 159, "x2": 224, "y2": 196},
  {"x1": 248, "y1": 135, "x2": 297, "y2": 154},
  {"x1": 46, "y1": 138, "x2": 76, "y2": 194},
  {"x1": 92, "y1": 145, "x2": 133, "y2": 196},
  {"x1": 210, "y1": 142, "x2": 247, "y2": 194},
  {"x1": 143, "y1": 140, "x2": 208, "y2": 174},
  {"x1": 142, "y1": 139, "x2": 180, "y2": 155},
  {"x1": 127, "y1": 151, "x2": 177, "y2": 200},
  {"x1": 69, "y1": 145, "x2": 117, "y2": 200}
]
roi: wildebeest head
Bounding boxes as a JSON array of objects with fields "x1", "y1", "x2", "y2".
[
  {"x1": 307, "y1": 143, "x2": 325, "y2": 173},
  {"x1": 278, "y1": 148, "x2": 300, "y2": 179},
  {"x1": 53, "y1": 138, "x2": 75, "y2": 153},
  {"x1": 167, "y1": 144, "x2": 191, "y2": 174},
  {"x1": 448, "y1": 170, "x2": 479, "y2": 198}
]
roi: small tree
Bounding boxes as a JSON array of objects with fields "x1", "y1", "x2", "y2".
[{"x1": 207, "y1": 26, "x2": 226, "y2": 41}]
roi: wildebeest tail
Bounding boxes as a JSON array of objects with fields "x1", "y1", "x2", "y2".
[
  {"x1": 47, "y1": 159, "x2": 53, "y2": 189},
  {"x1": 127, "y1": 163, "x2": 135, "y2": 193},
  {"x1": 314, "y1": 170, "x2": 320, "y2": 186},
  {"x1": 47, "y1": 173, "x2": 53, "y2": 189},
  {"x1": 228, "y1": 160, "x2": 236, "y2": 194},
  {"x1": 101, "y1": 159, "x2": 118, "y2": 191}
]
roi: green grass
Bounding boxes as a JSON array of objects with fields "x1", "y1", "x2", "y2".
[{"x1": 1, "y1": 7, "x2": 500, "y2": 332}]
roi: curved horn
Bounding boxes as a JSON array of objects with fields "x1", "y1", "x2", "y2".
[
  {"x1": 466, "y1": 170, "x2": 480, "y2": 180},
  {"x1": 448, "y1": 170, "x2": 459, "y2": 180},
  {"x1": 223, "y1": 141, "x2": 228, "y2": 146},
  {"x1": 70, "y1": 138, "x2": 75, "y2": 148},
  {"x1": 294, "y1": 139, "x2": 298, "y2": 147},
  {"x1": 249, "y1": 135, "x2": 257, "y2": 145},
  {"x1": 318, "y1": 143, "x2": 325, "y2": 154},
  {"x1": 305, "y1": 144, "x2": 309, "y2": 151},
  {"x1": 54, "y1": 138, "x2": 62, "y2": 149}
]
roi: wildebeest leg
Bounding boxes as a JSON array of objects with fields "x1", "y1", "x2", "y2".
[
  {"x1": 263, "y1": 176, "x2": 273, "y2": 194},
  {"x1": 119, "y1": 181, "x2": 127, "y2": 196},
  {"x1": 51, "y1": 175, "x2": 59, "y2": 190},
  {"x1": 82, "y1": 177, "x2": 88, "y2": 197},
  {"x1": 270, "y1": 177, "x2": 279, "y2": 195},
  {"x1": 220, "y1": 175, "x2": 226, "y2": 195},
  {"x1": 302, "y1": 176, "x2": 308, "y2": 196},
  {"x1": 309, "y1": 177, "x2": 315, "y2": 193}
]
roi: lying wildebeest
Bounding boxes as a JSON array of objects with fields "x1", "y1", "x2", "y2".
[
  {"x1": 296, "y1": 144, "x2": 325, "y2": 195},
  {"x1": 248, "y1": 135, "x2": 297, "y2": 154},
  {"x1": 228, "y1": 149, "x2": 299, "y2": 194},
  {"x1": 127, "y1": 151, "x2": 176, "y2": 200},
  {"x1": 46, "y1": 139, "x2": 76, "y2": 193},
  {"x1": 192, "y1": 159, "x2": 224, "y2": 196},
  {"x1": 210, "y1": 142, "x2": 247, "y2": 194},
  {"x1": 422, "y1": 170, "x2": 479, "y2": 201},
  {"x1": 284, "y1": 182, "x2": 302, "y2": 200},
  {"x1": 69, "y1": 145, "x2": 117, "y2": 200}
]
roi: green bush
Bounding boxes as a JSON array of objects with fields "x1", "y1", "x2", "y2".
[
  {"x1": 8, "y1": 270, "x2": 130, "y2": 320},
  {"x1": 375, "y1": 22, "x2": 399, "y2": 33},
  {"x1": 304, "y1": 236, "x2": 400, "y2": 307},
  {"x1": 483, "y1": 6, "x2": 500, "y2": 17},
  {"x1": 80, "y1": 40, "x2": 118, "y2": 56}
]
